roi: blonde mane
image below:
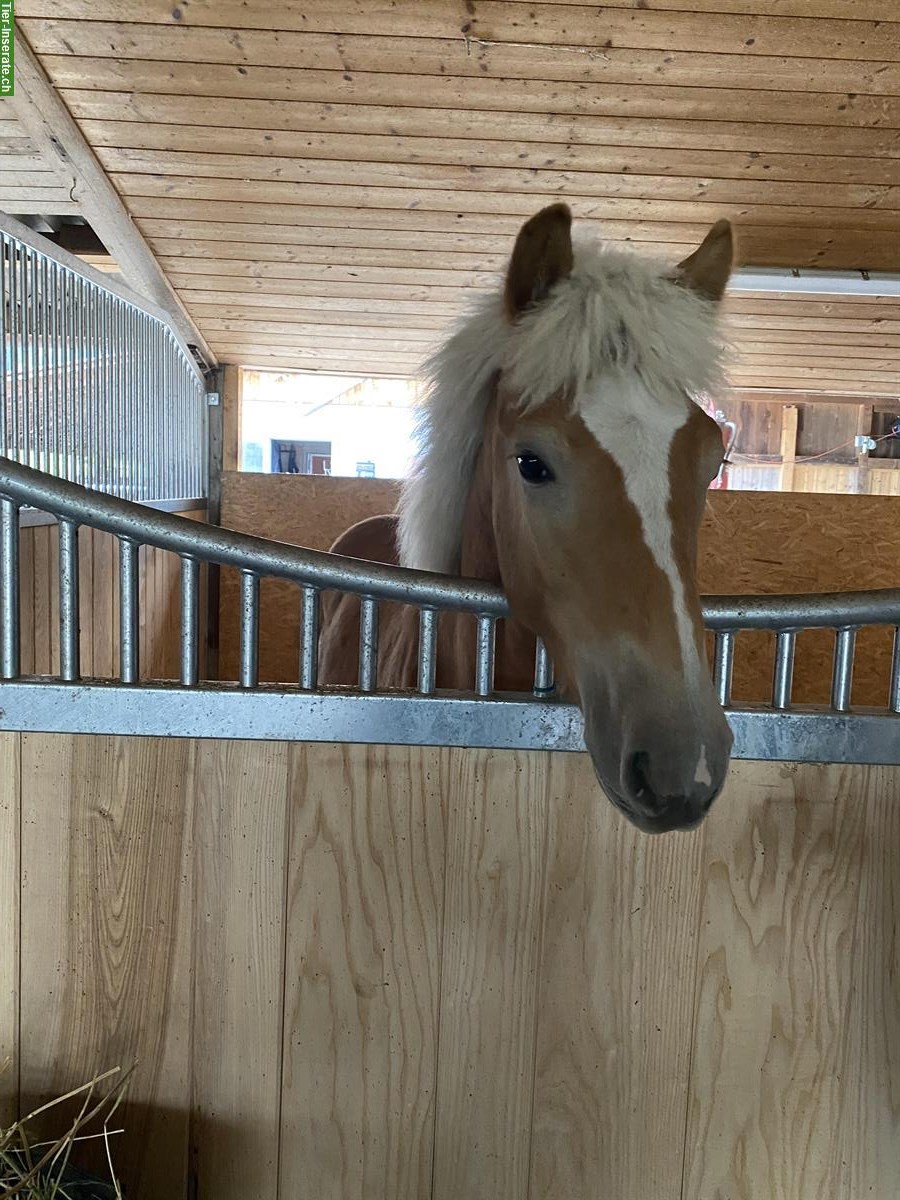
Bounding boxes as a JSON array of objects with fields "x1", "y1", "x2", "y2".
[{"x1": 398, "y1": 235, "x2": 727, "y2": 574}]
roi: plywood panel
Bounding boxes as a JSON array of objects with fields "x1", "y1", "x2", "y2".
[
  {"x1": 19, "y1": 734, "x2": 194, "y2": 1198},
  {"x1": 683, "y1": 761, "x2": 900, "y2": 1199},
  {"x1": 189, "y1": 741, "x2": 291, "y2": 1200},
  {"x1": 431, "y1": 749, "x2": 549, "y2": 1200},
  {"x1": 528, "y1": 751, "x2": 706, "y2": 1199},
  {"x1": 0, "y1": 733, "x2": 20, "y2": 1128},
  {"x1": 278, "y1": 742, "x2": 446, "y2": 1200}
]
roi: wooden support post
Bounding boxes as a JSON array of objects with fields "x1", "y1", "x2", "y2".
[
  {"x1": 222, "y1": 365, "x2": 243, "y2": 474},
  {"x1": 779, "y1": 404, "x2": 798, "y2": 492}
]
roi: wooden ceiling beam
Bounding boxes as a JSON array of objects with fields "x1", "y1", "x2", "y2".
[{"x1": 8, "y1": 29, "x2": 215, "y2": 366}]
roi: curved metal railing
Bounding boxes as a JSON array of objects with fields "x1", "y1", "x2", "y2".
[{"x1": 2, "y1": 456, "x2": 900, "y2": 718}]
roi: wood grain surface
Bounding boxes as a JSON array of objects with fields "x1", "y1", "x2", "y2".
[{"x1": 7, "y1": 739, "x2": 899, "y2": 1198}]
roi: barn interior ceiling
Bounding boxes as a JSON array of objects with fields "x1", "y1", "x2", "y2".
[{"x1": 4, "y1": 1, "x2": 900, "y2": 396}]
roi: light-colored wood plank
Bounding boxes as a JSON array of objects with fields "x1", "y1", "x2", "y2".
[
  {"x1": 0, "y1": 733, "x2": 20, "y2": 1127},
  {"x1": 78, "y1": 526, "x2": 93, "y2": 679},
  {"x1": 91, "y1": 530, "x2": 116, "y2": 679},
  {"x1": 63, "y1": 91, "x2": 900, "y2": 161},
  {"x1": 683, "y1": 762, "x2": 900, "y2": 1200},
  {"x1": 108, "y1": 172, "x2": 900, "y2": 232},
  {"x1": 24, "y1": 20, "x2": 900, "y2": 94},
  {"x1": 190, "y1": 741, "x2": 291, "y2": 1200},
  {"x1": 431, "y1": 748, "x2": 549, "y2": 1200},
  {"x1": 19, "y1": 525, "x2": 35, "y2": 677},
  {"x1": 46, "y1": 59, "x2": 900, "y2": 132},
  {"x1": 78, "y1": 121, "x2": 900, "y2": 188},
  {"x1": 528, "y1": 751, "x2": 705, "y2": 1199},
  {"x1": 19, "y1": 733, "x2": 194, "y2": 1197},
  {"x1": 20, "y1": 2, "x2": 900, "y2": 62},
  {"x1": 279, "y1": 742, "x2": 446, "y2": 1200},
  {"x1": 222, "y1": 364, "x2": 241, "y2": 474},
  {"x1": 31, "y1": 525, "x2": 52, "y2": 675}
]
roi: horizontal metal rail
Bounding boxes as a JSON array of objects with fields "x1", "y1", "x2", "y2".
[
  {"x1": 3, "y1": 458, "x2": 900, "y2": 744},
  {"x1": 1, "y1": 683, "x2": 898, "y2": 766},
  {"x1": 4, "y1": 457, "x2": 900, "y2": 630}
]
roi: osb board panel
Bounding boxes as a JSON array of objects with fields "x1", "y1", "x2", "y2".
[
  {"x1": 219, "y1": 473, "x2": 399, "y2": 682},
  {"x1": 218, "y1": 474, "x2": 900, "y2": 704},
  {"x1": 13, "y1": 741, "x2": 900, "y2": 1199}
]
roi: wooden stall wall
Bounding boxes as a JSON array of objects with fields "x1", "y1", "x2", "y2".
[
  {"x1": 3, "y1": 735, "x2": 898, "y2": 1200},
  {"x1": 219, "y1": 473, "x2": 900, "y2": 707},
  {"x1": 18, "y1": 510, "x2": 207, "y2": 680}
]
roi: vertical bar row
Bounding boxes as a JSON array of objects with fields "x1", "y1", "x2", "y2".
[
  {"x1": 475, "y1": 614, "x2": 496, "y2": 697},
  {"x1": 417, "y1": 607, "x2": 438, "y2": 695},
  {"x1": 771, "y1": 630, "x2": 796, "y2": 711},
  {"x1": 831, "y1": 627, "x2": 856, "y2": 713},
  {"x1": 713, "y1": 630, "x2": 735, "y2": 707},
  {"x1": 119, "y1": 537, "x2": 140, "y2": 684},
  {"x1": 358, "y1": 596, "x2": 378, "y2": 692},
  {"x1": 533, "y1": 637, "x2": 554, "y2": 695},
  {"x1": 0, "y1": 498, "x2": 20, "y2": 680},
  {"x1": 299, "y1": 584, "x2": 319, "y2": 690},
  {"x1": 58, "y1": 518, "x2": 80, "y2": 682},
  {"x1": 180, "y1": 554, "x2": 200, "y2": 686}
]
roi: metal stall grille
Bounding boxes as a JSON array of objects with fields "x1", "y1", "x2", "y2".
[
  {"x1": 1, "y1": 457, "x2": 900, "y2": 763},
  {"x1": 1, "y1": 211, "x2": 207, "y2": 505}
]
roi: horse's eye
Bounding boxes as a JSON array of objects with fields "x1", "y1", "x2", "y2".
[{"x1": 516, "y1": 452, "x2": 555, "y2": 485}]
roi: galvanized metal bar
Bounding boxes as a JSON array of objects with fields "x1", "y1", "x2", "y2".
[
  {"x1": 831, "y1": 627, "x2": 856, "y2": 713},
  {"x1": 22, "y1": 248, "x2": 32, "y2": 467},
  {"x1": 358, "y1": 595, "x2": 379, "y2": 692},
  {"x1": 475, "y1": 613, "x2": 496, "y2": 697},
  {"x1": 239, "y1": 570, "x2": 260, "y2": 689},
  {"x1": 49, "y1": 261, "x2": 59, "y2": 477},
  {"x1": 58, "y1": 518, "x2": 80, "y2": 681},
  {"x1": 60, "y1": 265, "x2": 69, "y2": 481},
  {"x1": 299, "y1": 584, "x2": 319, "y2": 690},
  {"x1": 533, "y1": 638, "x2": 554, "y2": 695},
  {"x1": 0, "y1": 235, "x2": 7, "y2": 458},
  {"x1": 118, "y1": 537, "x2": 140, "y2": 684},
  {"x1": 40, "y1": 255, "x2": 50, "y2": 474},
  {"x1": 771, "y1": 630, "x2": 796, "y2": 711},
  {"x1": 713, "y1": 630, "x2": 736, "y2": 707},
  {"x1": 417, "y1": 607, "x2": 438, "y2": 695},
  {"x1": 180, "y1": 554, "x2": 200, "y2": 687},
  {"x1": 891, "y1": 628, "x2": 900, "y2": 715},
  {"x1": 9, "y1": 240, "x2": 19, "y2": 461},
  {"x1": 0, "y1": 497, "x2": 20, "y2": 680}
]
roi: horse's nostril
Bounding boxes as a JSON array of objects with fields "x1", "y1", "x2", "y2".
[{"x1": 628, "y1": 751, "x2": 652, "y2": 801}]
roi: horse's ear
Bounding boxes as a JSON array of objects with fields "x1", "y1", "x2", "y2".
[
  {"x1": 505, "y1": 203, "x2": 574, "y2": 319},
  {"x1": 675, "y1": 219, "x2": 733, "y2": 302}
]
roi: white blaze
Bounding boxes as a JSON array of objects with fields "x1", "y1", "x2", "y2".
[{"x1": 577, "y1": 374, "x2": 702, "y2": 682}]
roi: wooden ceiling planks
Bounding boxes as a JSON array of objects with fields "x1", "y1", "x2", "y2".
[{"x1": 12, "y1": 1, "x2": 900, "y2": 389}]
